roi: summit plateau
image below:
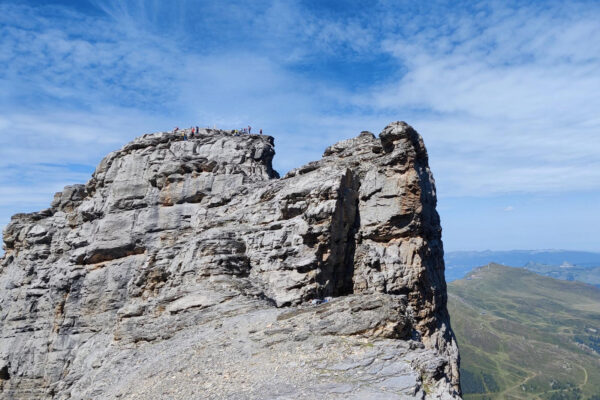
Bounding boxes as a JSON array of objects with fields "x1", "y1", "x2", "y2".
[{"x1": 0, "y1": 122, "x2": 460, "y2": 399}]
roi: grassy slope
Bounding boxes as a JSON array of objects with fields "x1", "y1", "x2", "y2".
[{"x1": 448, "y1": 264, "x2": 600, "y2": 400}]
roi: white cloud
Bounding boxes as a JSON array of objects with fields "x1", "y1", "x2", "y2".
[
  {"x1": 0, "y1": 0, "x2": 599, "y2": 241},
  {"x1": 358, "y1": 2, "x2": 600, "y2": 196}
]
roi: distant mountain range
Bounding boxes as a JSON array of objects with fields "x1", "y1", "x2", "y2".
[
  {"x1": 445, "y1": 250, "x2": 600, "y2": 285},
  {"x1": 524, "y1": 262, "x2": 600, "y2": 288},
  {"x1": 448, "y1": 264, "x2": 600, "y2": 400}
]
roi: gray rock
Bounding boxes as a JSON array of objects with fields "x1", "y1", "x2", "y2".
[{"x1": 0, "y1": 123, "x2": 461, "y2": 399}]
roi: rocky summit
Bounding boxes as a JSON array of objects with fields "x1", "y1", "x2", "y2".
[{"x1": 0, "y1": 122, "x2": 460, "y2": 399}]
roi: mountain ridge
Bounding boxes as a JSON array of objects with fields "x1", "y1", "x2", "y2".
[
  {"x1": 0, "y1": 122, "x2": 460, "y2": 399},
  {"x1": 445, "y1": 250, "x2": 600, "y2": 282}
]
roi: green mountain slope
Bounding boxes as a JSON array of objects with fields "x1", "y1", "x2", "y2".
[{"x1": 448, "y1": 264, "x2": 600, "y2": 400}]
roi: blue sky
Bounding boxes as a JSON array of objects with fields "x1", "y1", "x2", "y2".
[{"x1": 1, "y1": 0, "x2": 599, "y2": 252}]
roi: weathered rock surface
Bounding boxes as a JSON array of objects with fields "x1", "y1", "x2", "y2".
[{"x1": 0, "y1": 123, "x2": 460, "y2": 399}]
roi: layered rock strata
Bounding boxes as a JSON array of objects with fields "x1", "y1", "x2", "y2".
[{"x1": 0, "y1": 122, "x2": 460, "y2": 399}]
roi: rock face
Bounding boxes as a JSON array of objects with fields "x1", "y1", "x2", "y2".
[{"x1": 0, "y1": 122, "x2": 460, "y2": 399}]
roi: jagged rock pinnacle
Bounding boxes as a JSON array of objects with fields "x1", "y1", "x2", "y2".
[{"x1": 0, "y1": 123, "x2": 460, "y2": 399}]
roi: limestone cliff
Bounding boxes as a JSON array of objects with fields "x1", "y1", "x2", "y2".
[{"x1": 0, "y1": 122, "x2": 460, "y2": 399}]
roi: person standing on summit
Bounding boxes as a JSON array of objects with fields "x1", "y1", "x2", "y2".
[{"x1": 248, "y1": 126, "x2": 252, "y2": 134}]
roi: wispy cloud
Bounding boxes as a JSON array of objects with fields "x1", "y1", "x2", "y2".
[
  {"x1": 1, "y1": 0, "x2": 599, "y2": 251},
  {"x1": 360, "y1": 1, "x2": 600, "y2": 196}
]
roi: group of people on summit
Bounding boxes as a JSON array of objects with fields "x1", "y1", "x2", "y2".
[
  {"x1": 234, "y1": 126, "x2": 261, "y2": 135},
  {"x1": 173, "y1": 125, "x2": 263, "y2": 140}
]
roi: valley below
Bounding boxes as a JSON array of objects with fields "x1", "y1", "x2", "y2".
[{"x1": 448, "y1": 264, "x2": 600, "y2": 400}]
